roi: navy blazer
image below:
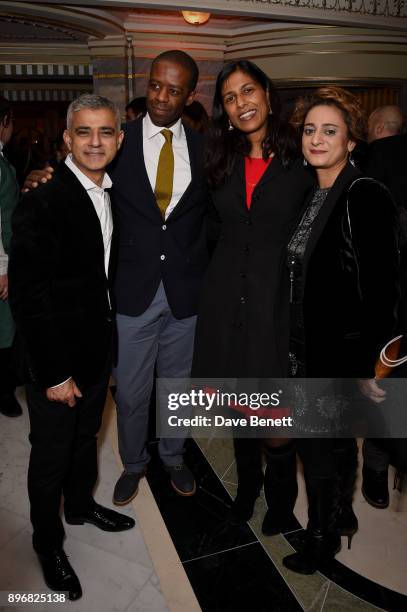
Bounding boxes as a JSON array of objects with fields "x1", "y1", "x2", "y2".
[{"x1": 109, "y1": 118, "x2": 209, "y2": 319}]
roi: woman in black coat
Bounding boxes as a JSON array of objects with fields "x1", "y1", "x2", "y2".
[
  {"x1": 282, "y1": 87, "x2": 399, "y2": 574},
  {"x1": 192, "y1": 60, "x2": 313, "y2": 532}
]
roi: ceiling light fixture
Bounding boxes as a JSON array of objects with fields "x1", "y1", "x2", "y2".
[{"x1": 181, "y1": 11, "x2": 210, "y2": 26}]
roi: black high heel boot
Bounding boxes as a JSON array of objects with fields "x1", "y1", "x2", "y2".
[
  {"x1": 262, "y1": 442, "x2": 299, "y2": 536},
  {"x1": 283, "y1": 475, "x2": 341, "y2": 575},
  {"x1": 230, "y1": 438, "x2": 263, "y2": 522},
  {"x1": 334, "y1": 439, "x2": 358, "y2": 549}
]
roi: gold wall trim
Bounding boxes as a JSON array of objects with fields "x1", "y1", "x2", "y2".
[
  {"x1": 227, "y1": 39, "x2": 407, "y2": 53},
  {"x1": 273, "y1": 77, "x2": 406, "y2": 87},
  {"x1": 93, "y1": 73, "x2": 127, "y2": 79},
  {"x1": 231, "y1": 49, "x2": 407, "y2": 59},
  {"x1": 93, "y1": 73, "x2": 217, "y2": 80}
]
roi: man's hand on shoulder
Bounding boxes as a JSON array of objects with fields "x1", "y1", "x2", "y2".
[
  {"x1": 22, "y1": 166, "x2": 55, "y2": 193},
  {"x1": 46, "y1": 378, "x2": 83, "y2": 407},
  {"x1": 0, "y1": 274, "x2": 8, "y2": 300}
]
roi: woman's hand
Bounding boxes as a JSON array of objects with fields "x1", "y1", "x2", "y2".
[{"x1": 358, "y1": 378, "x2": 386, "y2": 404}]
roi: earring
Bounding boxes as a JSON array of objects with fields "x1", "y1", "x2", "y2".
[
  {"x1": 349, "y1": 154, "x2": 355, "y2": 167},
  {"x1": 228, "y1": 119, "x2": 234, "y2": 131},
  {"x1": 303, "y1": 158, "x2": 308, "y2": 167},
  {"x1": 268, "y1": 103, "x2": 273, "y2": 115}
]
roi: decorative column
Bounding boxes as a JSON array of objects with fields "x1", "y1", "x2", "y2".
[{"x1": 88, "y1": 36, "x2": 129, "y2": 117}]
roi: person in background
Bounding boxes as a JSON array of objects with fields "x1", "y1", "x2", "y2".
[
  {"x1": 367, "y1": 104, "x2": 404, "y2": 144},
  {"x1": 125, "y1": 96, "x2": 147, "y2": 121},
  {"x1": 0, "y1": 96, "x2": 22, "y2": 417},
  {"x1": 282, "y1": 87, "x2": 399, "y2": 575},
  {"x1": 362, "y1": 104, "x2": 407, "y2": 509},
  {"x1": 182, "y1": 100, "x2": 209, "y2": 133},
  {"x1": 192, "y1": 60, "x2": 313, "y2": 534},
  {"x1": 9, "y1": 95, "x2": 134, "y2": 601}
]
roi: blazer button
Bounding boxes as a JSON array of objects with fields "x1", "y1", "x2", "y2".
[
  {"x1": 244, "y1": 245, "x2": 250, "y2": 252},
  {"x1": 240, "y1": 272, "x2": 246, "y2": 278},
  {"x1": 160, "y1": 254, "x2": 166, "y2": 261},
  {"x1": 245, "y1": 219, "x2": 252, "y2": 226},
  {"x1": 240, "y1": 297, "x2": 246, "y2": 304},
  {"x1": 162, "y1": 225, "x2": 167, "y2": 230}
]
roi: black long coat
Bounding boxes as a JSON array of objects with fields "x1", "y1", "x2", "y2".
[
  {"x1": 301, "y1": 163, "x2": 400, "y2": 379},
  {"x1": 192, "y1": 156, "x2": 313, "y2": 378}
]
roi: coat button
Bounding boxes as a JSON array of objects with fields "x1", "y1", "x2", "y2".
[
  {"x1": 160, "y1": 254, "x2": 166, "y2": 261},
  {"x1": 240, "y1": 297, "x2": 246, "y2": 304},
  {"x1": 162, "y1": 225, "x2": 167, "y2": 230},
  {"x1": 245, "y1": 219, "x2": 252, "y2": 225},
  {"x1": 244, "y1": 245, "x2": 249, "y2": 252}
]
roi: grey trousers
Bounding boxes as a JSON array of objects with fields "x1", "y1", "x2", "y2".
[{"x1": 114, "y1": 282, "x2": 196, "y2": 472}]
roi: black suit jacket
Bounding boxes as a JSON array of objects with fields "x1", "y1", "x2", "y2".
[
  {"x1": 364, "y1": 134, "x2": 407, "y2": 211},
  {"x1": 109, "y1": 118, "x2": 209, "y2": 319},
  {"x1": 8, "y1": 163, "x2": 115, "y2": 389},
  {"x1": 364, "y1": 134, "x2": 407, "y2": 332}
]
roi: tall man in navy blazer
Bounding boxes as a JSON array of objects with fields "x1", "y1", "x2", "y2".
[{"x1": 111, "y1": 51, "x2": 209, "y2": 504}]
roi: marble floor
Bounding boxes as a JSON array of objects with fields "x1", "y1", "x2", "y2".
[
  {"x1": 0, "y1": 388, "x2": 172, "y2": 612},
  {"x1": 1, "y1": 388, "x2": 406, "y2": 612}
]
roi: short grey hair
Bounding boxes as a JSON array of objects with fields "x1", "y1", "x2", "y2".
[{"x1": 66, "y1": 94, "x2": 121, "y2": 131}]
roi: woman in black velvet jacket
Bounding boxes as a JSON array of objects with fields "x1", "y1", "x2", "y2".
[{"x1": 282, "y1": 87, "x2": 399, "y2": 575}]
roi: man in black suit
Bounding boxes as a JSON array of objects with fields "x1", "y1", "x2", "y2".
[
  {"x1": 363, "y1": 105, "x2": 407, "y2": 509},
  {"x1": 110, "y1": 50, "x2": 208, "y2": 505},
  {"x1": 9, "y1": 94, "x2": 134, "y2": 600}
]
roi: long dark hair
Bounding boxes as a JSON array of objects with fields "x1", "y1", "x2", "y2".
[{"x1": 205, "y1": 60, "x2": 296, "y2": 189}]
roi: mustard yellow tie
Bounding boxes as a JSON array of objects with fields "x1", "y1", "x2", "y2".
[{"x1": 154, "y1": 129, "x2": 174, "y2": 218}]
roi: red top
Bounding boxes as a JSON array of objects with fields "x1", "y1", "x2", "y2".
[{"x1": 244, "y1": 156, "x2": 272, "y2": 209}]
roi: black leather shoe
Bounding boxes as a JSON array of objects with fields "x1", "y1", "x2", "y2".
[
  {"x1": 0, "y1": 393, "x2": 23, "y2": 417},
  {"x1": 37, "y1": 550, "x2": 82, "y2": 601},
  {"x1": 113, "y1": 470, "x2": 145, "y2": 505},
  {"x1": 65, "y1": 503, "x2": 135, "y2": 531},
  {"x1": 164, "y1": 463, "x2": 196, "y2": 496},
  {"x1": 362, "y1": 466, "x2": 389, "y2": 508}
]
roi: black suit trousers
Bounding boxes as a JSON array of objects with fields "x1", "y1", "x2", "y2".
[{"x1": 26, "y1": 353, "x2": 111, "y2": 554}]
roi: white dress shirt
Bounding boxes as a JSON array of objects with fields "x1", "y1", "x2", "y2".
[
  {"x1": 142, "y1": 113, "x2": 191, "y2": 219},
  {"x1": 53, "y1": 155, "x2": 113, "y2": 389},
  {"x1": 0, "y1": 141, "x2": 9, "y2": 275},
  {"x1": 65, "y1": 154, "x2": 113, "y2": 278}
]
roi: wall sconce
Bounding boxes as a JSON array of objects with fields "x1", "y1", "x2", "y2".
[{"x1": 181, "y1": 11, "x2": 211, "y2": 25}]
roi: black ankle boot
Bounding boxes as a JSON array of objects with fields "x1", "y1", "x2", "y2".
[
  {"x1": 362, "y1": 465, "x2": 389, "y2": 508},
  {"x1": 230, "y1": 438, "x2": 263, "y2": 522},
  {"x1": 261, "y1": 442, "x2": 298, "y2": 536},
  {"x1": 334, "y1": 440, "x2": 358, "y2": 549},
  {"x1": 283, "y1": 476, "x2": 341, "y2": 575}
]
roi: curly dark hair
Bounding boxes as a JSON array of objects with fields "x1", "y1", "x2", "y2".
[
  {"x1": 291, "y1": 86, "x2": 366, "y2": 143},
  {"x1": 205, "y1": 60, "x2": 297, "y2": 189}
]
